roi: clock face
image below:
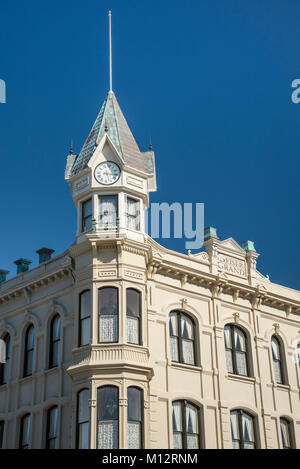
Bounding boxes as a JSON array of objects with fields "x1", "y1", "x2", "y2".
[{"x1": 94, "y1": 161, "x2": 121, "y2": 185}]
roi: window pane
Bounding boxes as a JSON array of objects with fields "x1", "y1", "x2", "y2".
[
  {"x1": 234, "y1": 328, "x2": 246, "y2": 352},
  {"x1": 226, "y1": 349, "x2": 234, "y2": 373},
  {"x1": 271, "y1": 338, "x2": 280, "y2": 360},
  {"x1": 21, "y1": 415, "x2": 30, "y2": 448},
  {"x1": 128, "y1": 388, "x2": 142, "y2": 421},
  {"x1": 48, "y1": 407, "x2": 58, "y2": 439},
  {"x1": 78, "y1": 389, "x2": 89, "y2": 423},
  {"x1": 169, "y1": 313, "x2": 178, "y2": 336},
  {"x1": 52, "y1": 342, "x2": 60, "y2": 367},
  {"x1": 181, "y1": 315, "x2": 194, "y2": 340},
  {"x1": 182, "y1": 340, "x2": 195, "y2": 365},
  {"x1": 242, "y1": 413, "x2": 254, "y2": 443},
  {"x1": 274, "y1": 360, "x2": 282, "y2": 384},
  {"x1": 0, "y1": 421, "x2": 4, "y2": 449},
  {"x1": 52, "y1": 316, "x2": 61, "y2": 341},
  {"x1": 186, "y1": 434, "x2": 199, "y2": 449},
  {"x1": 99, "y1": 315, "x2": 118, "y2": 343},
  {"x1": 83, "y1": 199, "x2": 92, "y2": 217},
  {"x1": 127, "y1": 422, "x2": 141, "y2": 449},
  {"x1": 230, "y1": 411, "x2": 239, "y2": 440},
  {"x1": 27, "y1": 327, "x2": 35, "y2": 351},
  {"x1": 81, "y1": 317, "x2": 91, "y2": 346},
  {"x1": 126, "y1": 290, "x2": 140, "y2": 318},
  {"x1": 127, "y1": 316, "x2": 139, "y2": 344},
  {"x1": 224, "y1": 326, "x2": 232, "y2": 348},
  {"x1": 172, "y1": 402, "x2": 182, "y2": 432},
  {"x1": 98, "y1": 387, "x2": 118, "y2": 421},
  {"x1": 280, "y1": 419, "x2": 291, "y2": 448},
  {"x1": 126, "y1": 197, "x2": 140, "y2": 231},
  {"x1": 173, "y1": 433, "x2": 182, "y2": 449},
  {"x1": 78, "y1": 422, "x2": 89, "y2": 449},
  {"x1": 97, "y1": 421, "x2": 118, "y2": 449},
  {"x1": 80, "y1": 291, "x2": 91, "y2": 320},
  {"x1": 236, "y1": 352, "x2": 247, "y2": 376},
  {"x1": 99, "y1": 288, "x2": 118, "y2": 315},
  {"x1": 25, "y1": 350, "x2": 33, "y2": 376},
  {"x1": 170, "y1": 336, "x2": 179, "y2": 362},
  {"x1": 185, "y1": 403, "x2": 198, "y2": 434},
  {"x1": 99, "y1": 196, "x2": 118, "y2": 228}
]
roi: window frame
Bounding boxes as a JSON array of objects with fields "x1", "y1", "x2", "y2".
[
  {"x1": 127, "y1": 386, "x2": 144, "y2": 449},
  {"x1": 98, "y1": 194, "x2": 119, "y2": 230},
  {"x1": 224, "y1": 324, "x2": 251, "y2": 377},
  {"x1": 79, "y1": 290, "x2": 91, "y2": 347},
  {"x1": 19, "y1": 413, "x2": 31, "y2": 449},
  {"x1": 172, "y1": 400, "x2": 201, "y2": 449},
  {"x1": 45, "y1": 406, "x2": 59, "y2": 449},
  {"x1": 49, "y1": 315, "x2": 61, "y2": 369},
  {"x1": 169, "y1": 311, "x2": 197, "y2": 366},
  {"x1": 0, "y1": 420, "x2": 4, "y2": 449},
  {"x1": 126, "y1": 288, "x2": 142, "y2": 346},
  {"x1": 76, "y1": 388, "x2": 90, "y2": 449},
  {"x1": 97, "y1": 385, "x2": 119, "y2": 449},
  {"x1": 230, "y1": 409, "x2": 257, "y2": 449},
  {"x1": 0, "y1": 333, "x2": 10, "y2": 385},
  {"x1": 98, "y1": 287, "x2": 119, "y2": 344},
  {"x1": 81, "y1": 198, "x2": 93, "y2": 233},
  {"x1": 125, "y1": 195, "x2": 141, "y2": 231},
  {"x1": 271, "y1": 335, "x2": 286, "y2": 385},
  {"x1": 23, "y1": 325, "x2": 35, "y2": 378}
]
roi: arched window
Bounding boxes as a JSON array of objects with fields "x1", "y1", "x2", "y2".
[
  {"x1": 230, "y1": 410, "x2": 256, "y2": 449},
  {"x1": 127, "y1": 387, "x2": 143, "y2": 449},
  {"x1": 98, "y1": 287, "x2": 118, "y2": 343},
  {"x1": 271, "y1": 336, "x2": 285, "y2": 384},
  {"x1": 126, "y1": 289, "x2": 141, "y2": 345},
  {"x1": 49, "y1": 315, "x2": 61, "y2": 368},
  {"x1": 169, "y1": 312, "x2": 196, "y2": 365},
  {"x1": 172, "y1": 400, "x2": 200, "y2": 449},
  {"x1": 280, "y1": 418, "x2": 294, "y2": 449},
  {"x1": 97, "y1": 386, "x2": 119, "y2": 449},
  {"x1": 24, "y1": 325, "x2": 35, "y2": 377},
  {"x1": 79, "y1": 290, "x2": 91, "y2": 347},
  {"x1": 19, "y1": 414, "x2": 31, "y2": 449},
  {"x1": 0, "y1": 334, "x2": 11, "y2": 385},
  {"x1": 0, "y1": 421, "x2": 4, "y2": 449},
  {"x1": 224, "y1": 325, "x2": 249, "y2": 376},
  {"x1": 76, "y1": 388, "x2": 90, "y2": 449},
  {"x1": 46, "y1": 406, "x2": 58, "y2": 449}
]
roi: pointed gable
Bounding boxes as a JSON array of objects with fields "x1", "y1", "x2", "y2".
[{"x1": 70, "y1": 91, "x2": 153, "y2": 176}]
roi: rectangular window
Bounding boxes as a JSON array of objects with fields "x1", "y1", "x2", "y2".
[
  {"x1": 99, "y1": 288, "x2": 118, "y2": 343},
  {"x1": 46, "y1": 407, "x2": 58, "y2": 449},
  {"x1": 126, "y1": 197, "x2": 140, "y2": 231},
  {"x1": 99, "y1": 195, "x2": 118, "y2": 229},
  {"x1": 20, "y1": 414, "x2": 31, "y2": 449},
  {"x1": 81, "y1": 199, "x2": 92, "y2": 233},
  {"x1": 79, "y1": 291, "x2": 91, "y2": 347}
]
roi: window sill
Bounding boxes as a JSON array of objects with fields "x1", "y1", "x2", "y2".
[
  {"x1": 170, "y1": 362, "x2": 202, "y2": 373},
  {"x1": 273, "y1": 383, "x2": 290, "y2": 391},
  {"x1": 226, "y1": 373, "x2": 256, "y2": 384}
]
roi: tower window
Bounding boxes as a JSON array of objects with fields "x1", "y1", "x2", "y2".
[
  {"x1": 19, "y1": 414, "x2": 31, "y2": 449},
  {"x1": 224, "y1": 325, "x2": 249, "y2": 377},
  {"x1": 126, "y1": 197, "x2": 140, "y2": 231},
  {"x1": 230, "y1": 410, "x2": 256, "y2": 449},
  {"x1": 126, "y1": 289, "x2": 141, "y2": 345},
  {"x1": 98, "y1": 287, "x2": 118, "y2": 343},
  {"x1": 46, "y1": 406, "x2": 59, "y2": 449},
  {"x1": 0, "y1": 334, "x2": 11, "y2": 385},
  {"x1": 81, "y1": 198, "x2": 92, "y2": 233},
  {"x1": 79, "y1": 290, "x2": 91, "y2": 347},
  {"x1": 169, "y1": 311, "x2": 196, "y2": 365},
  {"x1": 49, "y1": 315, "x2": 61, "y2": 368},
  {"x1": 76, "y1": 389, "x2": 90, "y2": 449},
  {"x1": 172, "y1": 400, "x2": 200, "y2": 449},
  {"x1": 24, "y1": 325, "x2": 35, "y2": 377},
  {"x1": 97, "y1": 386, "x2": 119, "y2": 449},
  {"x1": 99, "y1": 195, "x2": 118, "y2": 229}
]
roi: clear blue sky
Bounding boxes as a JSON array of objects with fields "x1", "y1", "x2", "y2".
[{"x1": 0, "y1": 0, "x2": 299, "y2": 289}]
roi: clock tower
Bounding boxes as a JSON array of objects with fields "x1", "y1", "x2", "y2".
[{"x1": 65, "y1": 90, "x2": 156, "y2": 245}]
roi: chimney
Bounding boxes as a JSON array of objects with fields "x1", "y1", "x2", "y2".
[
  {"x1": 241, "y1": 240, "x2": 256, "y2": 253},
  {"x1": 14, "y1": 259, "x2": 32, "y2": 274},
  {"x1": 204, "y1": 227, "x2": 218, "y2": 241},
  {"x1": 0, "y1": 270, "x2": 9, "y2": 283},
  {"x1": 36, "y1": 248, "x2": 55, "y2": 264}
]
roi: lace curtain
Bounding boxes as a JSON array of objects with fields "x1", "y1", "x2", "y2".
[
  {"x1": 127, "y1": 198, "x2": 139, "y2": 231},
  {"x1": 169, "y1": 313, "x2": 179, "y2": 361},
  {"x1": 185, "y1": 404, "x2": 199, "y2": 449},
  {"x1": 127, "y1": 316, "x2": 139, "y2": 344},
  {"x1": 172, "y1": 402, "x2": 182, "y2": 449},
  {"x1": 271, "y1": 338, "x2": 282, "y2": 383},
  {"x1": 181, "y1": 316, "x2": 194, "y2": 365},
  {"x1": 242, "y1": 413, "x2": 254, "y2": 449},
  {"x1": 97, "y1": 421, "x2": 118, "y2": 449},
  {"x1": 127, "y1": 422, "x2": 140, "y2": 449},
  {"x1": 99, "y1": 315, "x2": 118, "y2": 343},
  {"x1": 99, "y1": 196, "x2": 117, "y2": 228}
]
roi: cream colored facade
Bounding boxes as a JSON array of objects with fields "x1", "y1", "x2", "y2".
[{"x1": 1, "y1": 90, "x2": 300, "y2": 450}]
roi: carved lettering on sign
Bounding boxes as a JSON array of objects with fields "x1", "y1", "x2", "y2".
[{"x1": 218, "y1": 255, "x2": 246, "y2": 277}]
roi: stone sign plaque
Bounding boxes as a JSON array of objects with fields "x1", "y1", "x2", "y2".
[{"x1": 218, "y1": 254, "x2": 246, "y2": 277}]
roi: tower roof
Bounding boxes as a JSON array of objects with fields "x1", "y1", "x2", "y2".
[{"x1": 69, "y1": 91, "x2": 154, "y2": 177}]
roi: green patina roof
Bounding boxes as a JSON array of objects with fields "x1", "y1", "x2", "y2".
[{"x1": 70, "y1": 91, "x2": 153, "y2": 176}]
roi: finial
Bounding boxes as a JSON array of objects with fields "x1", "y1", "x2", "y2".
[
  {"x1": 108, "y1": 10, "x2": 112, "y2": 92},
  {"x1": 104, "y1": 120, "x2": 108, "y2": 132},
  {"x1": 69, "y1": 140, "x2": 73, "y2": 155},
  {"x1": 149, "y1": 136, "x2": 152, "y2": 151}
]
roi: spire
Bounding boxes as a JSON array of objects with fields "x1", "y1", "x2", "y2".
[
  {"x1": 70, "y1": 92, "x2": 154, "y2": 176},
  {"x1": 109, "y1": 10, "x2": 112, "y2": 92}
]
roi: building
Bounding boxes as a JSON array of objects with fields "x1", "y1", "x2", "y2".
[{"x1": 1, "y1": 86, "x2": 300, "y2": 450}]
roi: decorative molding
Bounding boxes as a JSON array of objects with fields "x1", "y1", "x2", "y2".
[
  {"x1": 98, "y1": 270, "x2": 117, "y2": 278},
  {"x1": 124, "y1": 270, "x2": 143, "y2": 280}
]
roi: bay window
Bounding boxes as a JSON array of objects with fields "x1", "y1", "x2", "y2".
[
  {"x1": 127, "y1": 387, "x2": 143, "y2": 449},
  {"x1": 126, "y1": 289, "x2": 141, "y2": 345},
  {"x1": 98, "y1": 287, "x2": 118, "y2": 343},
  {"x1": 97, "y1": 386, "x2": 119, "y2": 449}
]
